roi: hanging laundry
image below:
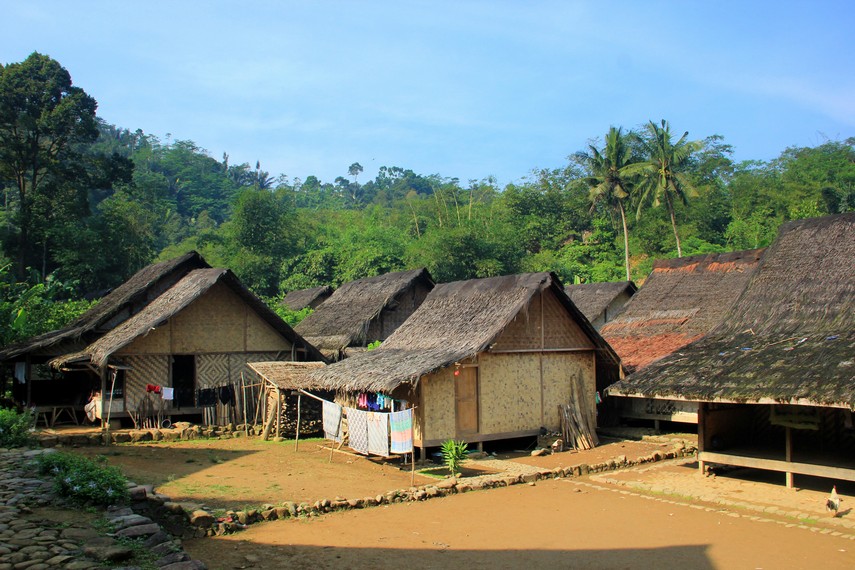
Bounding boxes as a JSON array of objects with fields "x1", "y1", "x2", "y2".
[
  {"x1": 161, "y1": 387, "x2": 174, "y2": 401},
  {"x1": 219, "y1": 384, "x2": 235, "y2": 405},
  {"x1": 323, "y1": 400, "x2": 343, "y2": 443},
  {"x1": 197, "y1": 388, "x2": 218, "y2": 407},
  {"x1": 367, "y1": 412, "x2": 390, "y2": 457},
  {"x1": 146, "y1": 384, "x2": 162, "y2": 394},
  {"x1": 390, "y1": 408, "x2": 414, "y2": 454},
  {"x1": 345, "y1": 407, "x2": 370, "y2": 454}
]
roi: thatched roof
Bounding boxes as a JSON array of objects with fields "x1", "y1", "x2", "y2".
[
  {"x1": 600, "y1": 249, "x2": 764, "y2": 373},
  {"x1": 295, "y1": 268, "x2": 434, "y2": 353},
  {"x1": 0, "y1": 251, "x2": 209, "y2": 361},
  {"x1": 564, "y1": 281, "x2": 636, "y2": 323},
  {"x1": 52, "y1": 269, "x2": 326, "y2": 368},
  {"x1": 305, "y1": 272, "x2": 619, "y2": 393},
  {"x1": 608, "y1": 214, "x2": 855, "y2": 409},
  {"x1": 248, "y1": 361, "x2": 327, "y2": 390},
  {"x1": 280, "y1": 285, "x2": 333, "y2": 311}
]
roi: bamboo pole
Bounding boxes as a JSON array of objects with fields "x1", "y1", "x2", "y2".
[
  {"x1": 241, "y1": 373, "x2": 248, "y2": 437},
  {"x1": 295, "y1": 392, "x2": 302, "y2": 452}
]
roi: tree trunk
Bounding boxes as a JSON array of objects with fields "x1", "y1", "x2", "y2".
[
  {"x1": 664, "y1": 190, "x2": 682, "y2": 257},
  {"x1": 619, "y1": 201, "x2": 631, "y2": 281}
]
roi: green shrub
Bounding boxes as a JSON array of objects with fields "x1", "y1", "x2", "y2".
[
  {"x1": 0, "y1": 408, "x2": 35, "y2": 447},
  {"x1": 440, "y1": 439, "x2": 468, "y2": 477},
  {"x1": 36, "y1": 452, "x2": 129, "y2": 506}
]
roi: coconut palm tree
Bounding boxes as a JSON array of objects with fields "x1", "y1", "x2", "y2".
[
  {"x1": 576, "y1": 126, "x2": 637, "y2": 281},
  {"x1": 635, "y1": 120, "x2": 701, "y2": 257}
]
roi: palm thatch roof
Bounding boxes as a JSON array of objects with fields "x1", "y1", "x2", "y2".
[
  {"x1": 564, "y1": 281, "x2": 636, "y2": 323},
  {"x1": 600, "y1": 249, "x2": 764, "y2": 373},
  {"x1": 280, "y1": 286, "x2": 333, "y2": 311},
  {"x1": 304, "y1": 272, "x2": 619, "y2": 393},
  {"x1": 0, "y1": 251, "x2": 209, "y2": 361},
  {"x1": 52, "y1": 269, "x2": 326, "y2": 368},
  {"x1": 248, "y1": 361, "x2": 327, "y2": 390},
  {"x1": 295, "y1": 268, "x2": 434, "y2": 353},
  {"x1": 608, "y1": 214, "x2": 855, "y2": 409}
]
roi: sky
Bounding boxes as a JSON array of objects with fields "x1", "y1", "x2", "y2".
[{"x1": 2, "y1": 1, "x2": 854, "y2": 187}]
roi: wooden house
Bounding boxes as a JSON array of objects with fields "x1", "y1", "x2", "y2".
[
  {"x1": 607, "y1": 214, "x2": 855, "y2": 487},
  {"x1": 0, "y1": 252, "x2": 324, "y2": 427},
  {"x1": 295, "y1": 268, "x2": 434, "y2": 359},
  {"x1": 305, "y1": 272, "x2": 620, "y2": 458},
  {"x1": 600, "y1": 249, "x2": 763, "y2": 425},
  {"x1": 564, "y1": 281, "x2": 636, "y2": 330},
  {"x1": 280, "y1": 285, "x2": 333, "y2": 311}
]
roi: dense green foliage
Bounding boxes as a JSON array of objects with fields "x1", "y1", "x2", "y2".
[
  {"x1": 440, "y1": 438, "x2": 468, "y2": 477},
  {"x1": 1, "y1": 52, "x2": 853, "y2": 341},
  {"x1": 0, "y1": 407, "x2": 35, "y2": 447},
  {"x1": 36, "y1": 451, "x2": 130, "y2": 506}
]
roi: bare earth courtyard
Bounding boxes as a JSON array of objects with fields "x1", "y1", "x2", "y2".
[{"x1": 62, "y1": 432, "x2": 854, "y2": 569}]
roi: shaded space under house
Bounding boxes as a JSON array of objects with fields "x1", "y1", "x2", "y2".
[
  {"x1": 280, "y1": 285, "x2": 334, "y2": 311},
  {"x1": 564, "y1": 281, "x2": 637, "y2": 330},
  {"x1": 600, "y1": 249, "x2": 764, "y2": 425},
  {"x1": 302, "y1": 271, "x2": 621, "y2": 459},
  {"x1": 295, "y1": 268, "x2": 435, "y2": 360},
  {"x1": 0, "y1": 252, "x2": 325, "y2": 429},
  {"x1": 607, "y1": 213, "x2": 855, "y2": 487}
]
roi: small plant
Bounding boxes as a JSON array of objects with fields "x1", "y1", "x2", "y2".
[
  {"x1": 36, "y1": 452, "x2": 129, "y2": 506},
  {"x1": 366, "y1": 340, "x2": 382, "y2": 351},
  {"x1": 440, "y1": 439, "x2": 468, "y2": 477},
  {"x1": 0, "y1": 407, "x2": 35, "y2": 447}
]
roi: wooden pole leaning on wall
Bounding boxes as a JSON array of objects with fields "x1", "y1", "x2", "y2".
[
  {"x1": 295, "y1": 392, "x2": 302, "y2": 452},
  {"x1": 241, "y1": 373, "x2": 248, "y2": 437}
]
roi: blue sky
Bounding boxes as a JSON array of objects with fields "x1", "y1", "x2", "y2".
[{"x1": 3, "y1": 1, "x2": 853, "y2": 186}]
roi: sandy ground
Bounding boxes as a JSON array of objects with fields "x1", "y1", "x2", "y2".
[{"x1": 182, "y1": 478, "x2": 855, "y2": 570}]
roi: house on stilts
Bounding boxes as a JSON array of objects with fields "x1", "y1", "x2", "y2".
[
  {"x1": 564, "y1": 281, "x2": 637, "y2": 330},
  {"x1": 0, "y1": 252, "x2": 325, "y2": 429},
  {"x1": 303, "y1": 271, "x2": 621, "y2": 459},
  {"x1": 607, "y1": 213, "x2": 855, "y2": 487},
  {"x1": 600, "y1": 249, "x2": 764, "y2": 425},
  {"x1": 295, "y1": 268, "x2": 434, "y2": 360}
]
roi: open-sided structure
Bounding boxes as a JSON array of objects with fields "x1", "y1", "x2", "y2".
[
  {"x1": 306, "y1": 272, "x2": 621, "y2": 458},
  {"x1": 0, "y1": 252, "x2": 324, "y2": 427},
  {"x1": 295, "y1": 268, "x2": 434, "y2": 359},
  {"x1": 601, "y1": 249, "x2": 763, "y2": 424},
  {"x1": 607, "y1": 214, "x2": 855, "y2": 486},
  {"x1": 564, "y1": 281, "x2": 636, "y2": 330}
]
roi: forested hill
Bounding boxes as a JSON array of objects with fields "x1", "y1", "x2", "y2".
[{"x1": 1, "y1": 53, "x2": 854, "y2": 343}]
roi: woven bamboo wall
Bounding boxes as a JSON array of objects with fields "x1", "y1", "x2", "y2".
[
  {"x1": 246, "y1": 311, "x2": 292, "y2": 351},
  {"x1": 478, "y1": 353, "x2": 541, "y2": 433},
  {"x1": 197, "y1": 354, "x2": 230, "y2": 388},
  {"x1": 367, "y1": 282, "x2": 432, "y2": 342},
  {"x1": 124, "y1": 355, "x2": 169, "y2": 413},
  {"x1": 541, "y1": 352, "x2": 595, "y2": 432},
  {"x1": 120, "y1": 325, "x2": 170, "y2": 354},
  {"x1": 491, "y1": 289, "x2": 594, "y2": 351},
  {"x1": 170, "y1": 282, "x2": 245, "y2": 352},
  {"x1": 419, "y1": 367, "x2": 456, "y2": 442}
]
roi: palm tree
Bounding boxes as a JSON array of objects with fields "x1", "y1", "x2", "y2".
[
  {"x1": 576, "y1": 126, "x2": 637, "y2": 281},
  {"x1": 635, "y1": 120, "x2": 701, "y2": 257}
]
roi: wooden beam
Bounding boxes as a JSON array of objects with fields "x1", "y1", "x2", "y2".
[{"x1": 700, "y1": 451, "x2": 855, "y2": 482}]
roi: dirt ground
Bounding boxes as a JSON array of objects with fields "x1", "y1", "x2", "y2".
[
  {"x1": 62, "y1": 432, "x2": 855, "y2": 569},
  {"x1": 182, "y1": 479, "x2": 854, "y2": 569}
]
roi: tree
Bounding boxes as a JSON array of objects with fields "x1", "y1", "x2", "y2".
[
  {"x1": 0, "y1": 53, "x2": 99, "y2": 277},
  {"x1": 575, "y1": 126, "x2": 637, "y2": 281},
  {"x1": 348, "y1": 162, "x2": 363, "y2": 184},
  {"x1": 635, "y1": 120, "x2": 701, "y2": 257}
]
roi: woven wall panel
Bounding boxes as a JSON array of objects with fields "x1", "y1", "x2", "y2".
[
  {"x1": 197, "y1": 354, "x2": 230, "y2": 388},
  {"x1": 124, "y1": 355, "x2": 169, "y2": 412}
]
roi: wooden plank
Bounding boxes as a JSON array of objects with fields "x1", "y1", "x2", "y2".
[{"x1": 700, "y1": 451, "x2": 855, "y2": 482}]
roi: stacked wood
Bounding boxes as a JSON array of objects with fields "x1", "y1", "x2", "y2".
[{"x1": 559, "y1": 402, "x2": 598, "y2": 451}]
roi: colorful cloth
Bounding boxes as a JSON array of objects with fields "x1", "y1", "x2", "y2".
[
  {"x1": 323, "y1": 400, "x2": 343, "y2": 443},
  {"x1": 367, "y1": 412, "x2": 390, "y2": 457},
  {"x1": 390, "y1": 408, "x2": 414, "y2": 454},
  {"x1": 346, "y1": 408, "x2": 369, "y2": 454}
]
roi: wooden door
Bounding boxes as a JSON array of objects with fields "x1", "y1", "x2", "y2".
[{"x1": 455, "y1": 367, "x2": 479, "y2": 436}]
